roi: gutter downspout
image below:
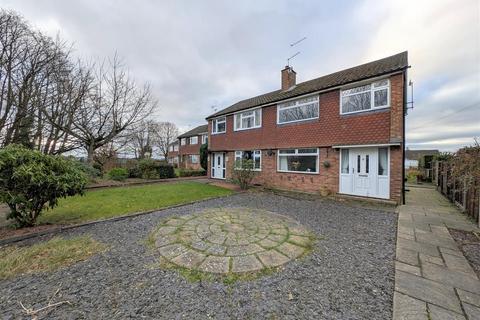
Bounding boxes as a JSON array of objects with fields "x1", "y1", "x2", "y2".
[{"x1": 402, "y1": 66, "x2": 410, "y2": 205}]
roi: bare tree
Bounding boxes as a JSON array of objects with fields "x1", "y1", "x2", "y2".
[
  {"x1": 45, "y1": 55, "x2": 157, "y2": 163},
  {"x1": 153, "y1": 122, "x2": 178, "y2": 160},
  {"x1": 125, "y1": 120, "x2": 158, "y2": 159}
]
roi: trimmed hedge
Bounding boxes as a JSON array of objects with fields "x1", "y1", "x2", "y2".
[
  {"x1": 177, "y1": 169, "x2": 206, "y2": 177},
  {"x1": 138, "y1": 159, "x2": 175, "y2": 179}
]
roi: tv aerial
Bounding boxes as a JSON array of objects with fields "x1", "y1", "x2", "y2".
[{"x1": 287, "y1": 36, "x2": 306, "y2": 66}]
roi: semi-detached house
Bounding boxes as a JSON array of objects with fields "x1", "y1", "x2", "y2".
[
  {"x1": 170, "y1": 124, "x2": 208, "y2": 170},
  {"x1": 206, "y1": 52, "x2": 409, "y2": 203}
]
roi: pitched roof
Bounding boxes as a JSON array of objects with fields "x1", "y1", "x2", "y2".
[
  {"x1": 207, "y1": 51, "x2": 408, "y2": 119},
  {"x1": 405, "y1": 149, "x2": 439, "y2": 160},
  {"x1": 178, "y1": 124, "x2": 208, "y2": 138}
]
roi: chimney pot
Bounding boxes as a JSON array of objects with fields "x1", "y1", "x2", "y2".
[{"x1": 281, "y1": 66, "x2": 296, "y2": 91}]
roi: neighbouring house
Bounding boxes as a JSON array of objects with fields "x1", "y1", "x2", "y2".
[
  {"x1": 206, "y1": 52, "x2": 409, "y2": 203},
  {"x1": 176, "y1": 124, "x2": 208, "y2": 170},
  {"x1": 167, "y1": 141, "x2": 180, "y2": 166},
  {"x1": 405, "y1": 149, "x2": 439, "y2": 180}
]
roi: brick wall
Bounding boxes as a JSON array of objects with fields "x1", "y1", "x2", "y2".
[{"x1": 207, "y1": 73, "x2": 405, "y2": 203}]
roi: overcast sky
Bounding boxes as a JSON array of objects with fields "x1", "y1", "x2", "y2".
[{"x1": 2, "y1": 0, "x2": 479, "y2": 151}]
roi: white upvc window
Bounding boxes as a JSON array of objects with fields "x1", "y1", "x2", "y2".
[
  {"x1": 234, "y1": 150, "x2": 261, "y2": 171},
  {"x1": 212, "y1": 117, "x2": 226, "y2": 134},
  {"x1": 277, "y1": 148, "x2": 319, "y2": 174},
  {"x1": 180, "y1": 138, "x2": 186, "y2": 146},
  {"x1": 201, "y1": 134, "x2": 208, "y2": 144},
  {"x1": 277, "y1": 95, "x2": 319, "y2": 124},
  {"x1": 190, "y1": 155, "x2": 199, "y2": 164},
  {"x1": 340, "y1": 79, "x2": 390, "y2": 115},
  {"x1": 190, "y1": 136, "x2": 198, "y2": 145},
  {"x1": 234, "y1": 108, "x2": 261, "y2": 131},
  {"x1": 169, "y1": 145, "x2": 173, "y2": 152},
  {"x1": 173, "y1": 144, "x2": 179, "y2": 151}
]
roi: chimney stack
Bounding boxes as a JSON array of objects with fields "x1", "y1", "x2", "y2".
[{"x1": 281, "y1": 66, "x2": 296, "y2": 91}]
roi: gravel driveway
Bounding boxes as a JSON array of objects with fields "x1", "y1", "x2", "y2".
[{"x1": 0, "y1": 192, "x2": 397, "y2": 319}]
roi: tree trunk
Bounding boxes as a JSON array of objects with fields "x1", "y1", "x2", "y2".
[{"x1": 87, "y1": 144, "x2": 95, "y2": 164}]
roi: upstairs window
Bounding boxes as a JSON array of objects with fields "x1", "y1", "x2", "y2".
[
  {"x1": 234, "y1": 150, "x2": 261, "y2": 170},
  {"x1": 212, "y1": 117, "x2": 226, "y2": 134},
  {"x1": 341, "y1": 79, "x2": 390, "y2": 114},
  {"x1": 180, "y1": 138, "x2": 186, "y2": 146},
  {"x1": 173, "y1": 144, "x2": 179, "y2": 151},
  {"x1": 234, "y1": 108, "x2": 261, "y2": 131},
  {"x1": 190, "y1": 136, "x2": 198, "y2": 144},
  {"x1": 169, "y1": 145, "x2": 173, "y2": 152},
  {"x1": 201, "y1": 134, "x2": 208, "y2": 144},
  {"x1": 277, "y1": 95, "x2": 319, "y2": 124}
]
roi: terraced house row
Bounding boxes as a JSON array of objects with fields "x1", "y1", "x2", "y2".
[
  {"x1": 204, "y1": 52, "x2": 409, "y2": 204},
  {"x1": 167, "y1": 125, "x2": 208, "y2": 170}
]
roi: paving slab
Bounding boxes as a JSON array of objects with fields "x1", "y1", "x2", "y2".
[
  {"x1": 428, "y1": 304, "x2": 465, "y2": 320},
  {"x1": 395, "y1": 270, "x2": 463, "y2": 314},
  {"x1": 393, "y1": 291, "x2": 427, "y2": 320},
  {"x1": 422, "y1": 262, "x2": 480, "y2": 294},
  {"x1": 462, "y1": 303, "x2": 480, "y2": 320},
  {"x1": 456, "y1": 289, "x2": 480, "y2": 308}
]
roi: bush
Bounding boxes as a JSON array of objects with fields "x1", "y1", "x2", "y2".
[
  {"x1": 158, "y1": 164, "x2": 175, "y2": 179},
  {"x1": 200, "y1": 143, "x2": 208, "y2": 171},
  {"x1": 177, "y1": 169, "x2": 206, "y2": 177},
  {"x1": 127, "y1": 166, "x2": 142, "y2": 178},
  {"x1": 138, "y1": 158, "x2": 159, "y2": 179},
  {"x1": 107, "y1": 167, "x2": 128, "y2": 181},
  {"x1": 0, "y1": 145, "x2": 88, "y2": 227},
  {"x1": 73, "y1": 161, "x2": 101, "y2": 180},
  {"x1": 231, "y1": 159, "x2": 256, "y2": 190},
  {"x1": 138, "y1": 159, "x2": 175, "y2": 179}
]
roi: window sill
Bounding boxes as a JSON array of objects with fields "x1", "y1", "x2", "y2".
[
  {"x1": 276, "y1": 117, "x2": 319, "y2": 126},
  {"x1": 340, "y1": 106, "x2": 390, "y2": 116},
  {"x1": 211, "y1": 132, "x2": 226, "y2": 135},
  {"x1": 233, "y1": 126, "x2": 261, "y2": 132},
  {"x1": 277, "y1": 170, "x2": 319, "y2": 175}
]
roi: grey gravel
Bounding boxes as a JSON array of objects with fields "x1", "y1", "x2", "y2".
[{"x1": 0, "y1": 192, "x2": 397, "y2": 319}]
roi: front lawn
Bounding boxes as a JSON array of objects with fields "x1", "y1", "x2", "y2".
[{"x1": 38, "y1": 181, "x2": 233, "y2": 225}]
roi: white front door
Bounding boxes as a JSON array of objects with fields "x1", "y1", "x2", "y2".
[
  {"x1": 212, "y1": 152, "x2": 225, "y2": 179},
  {"x1": 352, "y1": 148, "x2": 376, "y2": 197},
  {"x1": 339, "y1": 147, "x2": 390, "y2": 199}
]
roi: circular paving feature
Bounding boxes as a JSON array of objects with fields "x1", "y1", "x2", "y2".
[{"x1": 152, "y1": 208, "x2": 314, "y2": 275}]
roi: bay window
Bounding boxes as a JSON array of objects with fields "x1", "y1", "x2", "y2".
[
  {"x1": 341, "y1": 79, "x2": 390, "y2": 114},
  {"x1": 277, "y1": 95, "x2": 319, "y2": 124},
  {"x1": 234, "y1": 108, "x2": 261, "y2": 130},
  {"x1": 278, "y1": 148, "x2": 319, "y2": 173},
  {"x1": 234, "y1": 150, "x2": 261, "y2": 170},
  {"x1": 212, "y1": 117, "x2": 226, "y2": 134}
]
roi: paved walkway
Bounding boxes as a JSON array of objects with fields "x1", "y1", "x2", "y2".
[{"x1": 394, "y1": 185, "x2": 480, "y2": 320}]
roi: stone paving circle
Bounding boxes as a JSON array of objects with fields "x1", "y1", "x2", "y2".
[{"x1": 152, "y1": 207, "x2": 314, "y2": 274}]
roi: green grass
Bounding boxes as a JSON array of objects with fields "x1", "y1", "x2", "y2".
[
  {"x1": 38, "y1": 181, "x2": 233, "y2": 225},
  {"x1": 0, "y1": 236, "x2": 106, "y2": 280}
]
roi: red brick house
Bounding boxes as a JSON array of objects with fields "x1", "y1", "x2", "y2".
[
  {"x1": 206, "y1": 52, "x2": 409, "y2": 203},
  {"x1": 167, "y1": 141, "x2": 179, "y2": 166},
  {"x1": 175, "y1": 124, "x2": 208, "y2": 170}
]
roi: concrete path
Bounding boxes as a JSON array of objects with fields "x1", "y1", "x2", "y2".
[{"x1": 394, "y1": 185, "x2": 480, "y2": 320}]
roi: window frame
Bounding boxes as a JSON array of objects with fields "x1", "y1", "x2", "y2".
[
  {"x1": 340, "y1": 78, "x2": 390, "y2": 115},
  {"x1": 173, "y1": 144, "x2": 179, "y2": 151},
  {"x1": 180, "y1": 138, "x2": 186, "y2": 146},
  {"x1": 233, "y1": 108, "x2": 262, "y2": 131},
  {"x1": 234, "y1": 150, "x2": 262, "y2": 171},
  {"x1": 211, "y1": 117, "x2": 226, "y2": 134},
  {"x1": 276, "y1": 94, "x2": 320, "y2": 125},
  {"x1": 190, "y1": 136, "x2": 198, "y2": 145},
  {"x1": 201, "y1": 134, "x2": 208, "y2": 144},
  {"x1": 190, "y1": 154, "x2": 199, "y2": 164},
  {"x1": 277, "y1": 148, "x2": 319, "y2": 174}
]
